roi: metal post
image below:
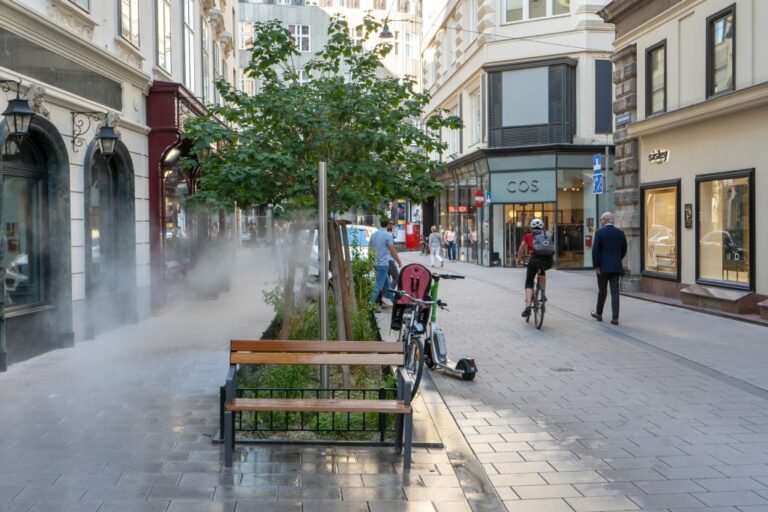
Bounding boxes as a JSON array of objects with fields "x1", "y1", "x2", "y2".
[
  {"x1": 604, "y1": 145, "x2": 611, "y2": 214},
  {"x1": 318, "y1": 162, "x2": 329, "y2": 388}
]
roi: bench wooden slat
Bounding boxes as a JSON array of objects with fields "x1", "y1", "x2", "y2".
[
  {"x1": 226, "y1": 398, "x2": 411, "y2": 414},
  {"x1": 230, "y1": 340, "x2": 403, "y2": 354},
  {"x1": 231, "y1": 353, "x2": 403, "y2": 366}
]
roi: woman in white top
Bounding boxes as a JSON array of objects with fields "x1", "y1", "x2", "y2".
[
  {"x1": 443, "y1": 225, "x2": 457, "y2": 261},
  {"x1": 428, "y1": 225, "x2": 444, "y2": 268}
]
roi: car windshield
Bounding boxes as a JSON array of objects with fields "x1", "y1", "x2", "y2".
[{"x1": 346, "y1": 227, "x2": 370, "y2": 247}]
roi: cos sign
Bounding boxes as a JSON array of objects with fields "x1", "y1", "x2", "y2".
[{"x1": 506, "y1": 180, "x2": 540, "y2": 193}]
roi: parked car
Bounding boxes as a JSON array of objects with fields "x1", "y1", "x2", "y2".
[{"x1": 308, "y1": 224, "x2": 377, "y2": 278}]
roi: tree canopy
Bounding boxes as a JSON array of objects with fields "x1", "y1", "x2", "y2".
[{"x1": 184, "y1": 15, "x2": 460, "y2": 214}]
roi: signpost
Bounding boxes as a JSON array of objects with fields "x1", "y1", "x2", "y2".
[{"x1": 592, "y1": 154, "x2": 604, "y2": 195}]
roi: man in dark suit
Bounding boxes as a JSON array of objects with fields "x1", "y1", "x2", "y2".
[{"x1": 591, "y1": 211, "x2": 627, "y2": 325}]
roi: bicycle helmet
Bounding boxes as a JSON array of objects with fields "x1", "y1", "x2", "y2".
[{"x1": 530, "y1": 218, "x2": 544, "y2": 230}]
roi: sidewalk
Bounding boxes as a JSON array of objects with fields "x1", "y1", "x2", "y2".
[
  {"x1": 0, "y1": 248, "x2": 481, "y2": 512},
  {"x1": 399, "y1": 251, "x2": 768, "y2": 512}
]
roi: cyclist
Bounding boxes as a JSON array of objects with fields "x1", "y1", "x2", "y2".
[{"x1": 518, "y1": 218, "x2": 554, "y2": 318}]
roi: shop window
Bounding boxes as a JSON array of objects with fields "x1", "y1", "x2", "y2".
[
  {"x1": 646, "y1": 41, "x2": 666, "y2": 116},
  {"x1": 3, "y1": 175, "x2": 43, "y2": 307},
  {"x1": 707, "y1": 5, "x2": 735, "y2": 97},
  {"x1": 696, "y1": 171, "x2": 752, "y2": 288},
  {"x1": 642, "y1": 183, "x2": 678, "y2": 277},
  {"x1": 89, "y1": 158, "x2": 118, "y2": 292}
]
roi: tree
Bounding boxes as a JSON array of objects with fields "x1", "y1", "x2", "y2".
[{"x1": 184, "y1": 15, "x2": 460, "y2": 213}]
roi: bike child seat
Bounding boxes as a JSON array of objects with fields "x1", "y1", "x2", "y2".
[{"x1": 390, "y1": 263, "x2": 433, "y2": 331}]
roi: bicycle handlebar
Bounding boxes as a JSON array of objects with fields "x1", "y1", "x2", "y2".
[
  {"x1": 388, "y1": 289, "x2": 448, "y2": 309},
  {"x1": 432, "y1": 273, "x2": 465, "y2": 280}
]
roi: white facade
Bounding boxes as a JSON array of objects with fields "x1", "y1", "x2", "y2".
[
  {"x1": 238, "y1": 0, "x2": 422, "y2": 93},
  {"x1": 0, "y1": 0, "x2": 236, "y2": 368}
]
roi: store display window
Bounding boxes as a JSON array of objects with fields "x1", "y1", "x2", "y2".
[
  {"x1": 3, "y1": 175, "x2": 42, "y2": 307},
  {"x1": 696, "y1": 170, "x2": 753, "y2": 288},
  {"x1": 642, "y1": 183, "x2": 679, "y2": 278}
]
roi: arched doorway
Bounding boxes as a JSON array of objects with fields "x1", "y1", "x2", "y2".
[
  {"x1": 1, "y1": 116, "x2": 72, "y2": 369},
  {"x1": 83, "y1": 140, "x2": 137, "y2": 337}
]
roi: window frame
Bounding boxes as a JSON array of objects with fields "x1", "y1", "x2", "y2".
[
  {"x1": 706, "y1": 4, "x2": 736, "y2": 99},
  {"x1": 640, "y1": 179, "x2": 681, "y2": 282},
  {"x1": 3, "y1": 162, "x2": 48, "y2": 310},
  {"x1": 695, "y1": 168, "x2": 755, "y2": 290},
  {"x1": 69, "y1": 0, "x2": 90, "y2": 11},
  {"x1": 645, "y1": 39, "x2": 666, "y2": 117},
  {"x1": 119, "y1": 0, "x2": 140, "y2": 48},
  {"x1": 156, "y1": 0, "x2": 172, "y2": 73},
  {"x1": 470, "y1": 88, "x2": 481, "y2": 145},
  {"x1": 504, "y1": 0, "x2": 571, "y2": 24},
  {"x1": 288, "y1": 24, "x2": 311, "y2": 53},
  {"x1": 201, "y1": 19, "x2": 211, "y2": 103},
  {"x1": 183, "y1": 0, "x2": 195, "y2": 91}
]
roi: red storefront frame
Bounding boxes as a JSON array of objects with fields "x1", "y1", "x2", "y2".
[{"x1": 147, "y1": 82, "x2": 207, "y2": 308}]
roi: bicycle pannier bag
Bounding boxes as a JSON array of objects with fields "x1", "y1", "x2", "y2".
[{"x1": 532, "y1": 230, "x2": 555, "y2": 256}]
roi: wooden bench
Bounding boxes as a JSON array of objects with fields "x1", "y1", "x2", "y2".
[{"x1": 224, "y1": 340, "x2": 414, "y2": 469}]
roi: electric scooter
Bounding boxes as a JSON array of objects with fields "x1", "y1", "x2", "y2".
[{"x1": 423, "y1": 272, "x2": 478, "y2": 381}]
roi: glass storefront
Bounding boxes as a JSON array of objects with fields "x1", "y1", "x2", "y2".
[
  {"x1": 435, "y1": 153, "x2": 607, "y2": 270},
  {"x1": 3, "y1": 175, "x2": 42, "y2": 307},
  {"x1": 643, "y1": 184, "x2": 678, "y2": 276},
  {"x1": 697, "y1": 173, "x2": 752, "y2": 287}
]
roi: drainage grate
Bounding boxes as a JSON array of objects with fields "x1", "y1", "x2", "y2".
[
  {"x1": 550, "y1": 367, "x2": 575, "y2": 373},
  {"x1": 697, "y1": 297, "x2": 721, "y2": 310}
]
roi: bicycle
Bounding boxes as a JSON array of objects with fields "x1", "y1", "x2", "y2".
[
  {"x1": 526, "y1": 268, "x2": 547, "y2": 329},
  {"x1": 388, "y1": 288, "x2": 445, "y2": 399}
]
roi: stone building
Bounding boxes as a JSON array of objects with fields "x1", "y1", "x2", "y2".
[{"x1": 600, "y1": 0, "x2": 768, "y2": 317}]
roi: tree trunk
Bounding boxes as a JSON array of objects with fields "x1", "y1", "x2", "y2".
[
  {"x1": 328, "y1": 220, "x2": 351, "y2": 387},
  {"x1": 338, "y1": 220, "x2": 357, "y2": 316},
  {"x1": 297, "y1": 223, "x2": 315, "y2": 306},
  {"x1": 279, "y1": 225, "x2": 300, "y2": 340}
]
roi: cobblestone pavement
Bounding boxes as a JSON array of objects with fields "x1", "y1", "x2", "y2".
[
  {"x1": 0, "y1": 249, "x2": 474, "y2": 512},
  {"x1": 399, "y1": 252, "x2": 768, "y2": 512}
]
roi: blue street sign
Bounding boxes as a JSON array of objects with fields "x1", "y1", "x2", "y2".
[
  {"x1": 593, "y1": 154, "x2": 602, "y2": 173},
  {"x1": 593, "y1": 173, "x2": 604, "y2": 194},
  {"x1": 485, "y1": 192, "x2": 491, "y2": 206}
]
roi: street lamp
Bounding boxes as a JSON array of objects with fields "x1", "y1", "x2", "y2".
[
  {"x1": 379, "y1": 22, "x2": 394, "y2": 39},
  {"x1": 1, "y1": 79, "x2": 35, "y2": 140},
  {"x1": 71, "y1": 111, "x2": 121, "y2": 157}
]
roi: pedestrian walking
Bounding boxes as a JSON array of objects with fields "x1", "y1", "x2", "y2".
[
  {"x1": 444, "y1": 225, "x2": 457, "y2": 261},
  {"x1": 377, "y1": 223, "x2": 400, "y2": 305},
  {"x1": 590, "y1": 211, "x2": 627, "y2": 325},
  {"x1": 428, "y1": 225, "x2": 444, "y2": 268},
  {"x1": 369, "y1": 219, "x2": 402, "y2": 311}
]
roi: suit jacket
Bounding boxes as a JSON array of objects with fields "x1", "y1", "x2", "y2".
[{"x1": 592, "y1": 224, "x2": 627, "y2": 274}]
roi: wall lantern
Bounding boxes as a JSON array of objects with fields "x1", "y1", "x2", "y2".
[
  {"x1": 1, "y1": 79, "x2": 35, "y2": 140},
  {"x1": 71, "y1": 111, "x2": 120, "y2": 157},
  {"x1": 379, "y1": 22, "x2": 393, "y2": 39}
]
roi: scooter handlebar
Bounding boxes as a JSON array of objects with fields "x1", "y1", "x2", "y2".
[{"x1": 433, "y1": 273, "x2": 465, "y2": 280}]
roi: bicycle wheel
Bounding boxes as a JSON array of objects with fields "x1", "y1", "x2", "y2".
[
  {"x1": 404, "y1": 336, "x2": 425, "y2": 400},
  {"x1": 534, "y1": 285, "x2": 545, "y2": 329}
]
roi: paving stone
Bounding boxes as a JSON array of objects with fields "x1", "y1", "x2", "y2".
[
  {"x1": 597, "y1": 468, "x2": 667, "y2": 482},
  {"x1": 628, "y1": 493, "x2": 706, "y2": 509},
  {"x1": 233, "y1": 501, "x2": 302, "y2": 512},
  {"x1": 148, "y1": 485, "x2": 215, "y2": 500},
  {"x1": 340, "y1": 486, "x2": 405, "y2": 501},
  {"x1": 634, "y1": 479, "x2": 708, "y2": 494},
  {"x1": 369, "y1": 502, "x2": 438, "y2": 512},
  {"x1": 116, "y1": 472, "x2": 183, "y2": 487},
  {"x1": 277, "y1": 486, "x2": 341, "y2": 500},
  {"x1": 96, "y1": 501, "x2": 171, "y2": 512},
  {"x1": 511, "y1": 484, "x2": 581, "y2": 499},
  {"x1": 164, "y1": 501, "x2": 235, "y2": 512},
  {"x1": 404, "y1": 487, "x2": 466, "y2": 502},
  {"x1": 503, "y1": 498, "x2": 574, "y2": 512},
  {"x1": 565, "y1": 496, "x2": 640, "y2": 511},
  {"x1": 573, "y1": 482, "x2": 644, "y2": 496},
  {"x1": 540, "y1": 471, "x2": 607, "y2": 485},
  {"x1": 492, "y1": 461, "x2": 554, "y2": 474},
  {"x1": 82, "y1": 484, "x2": 153, "y2": 500},
  {"x1": 26, "y1": 500, "x2": 103, "y2": 512},
  {"x1": 294, "y1": 501, "x2": 368, "y2": 512},
  {"x1": 693, "y1": 477, "x2": 768, "y2": 492},
  {"x1": 692, "y1": 490, "x2": 768, "y2": 507}
]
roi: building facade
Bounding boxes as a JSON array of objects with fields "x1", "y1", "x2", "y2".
[
  {"x1": 0, "y1": 0, "x2": 236, "y2": 370},
  {"x1": 600, "y1": 0, "x2": 767, "y2": 316},
  {"x1": 422, "y1": 0, "x2": 616, "y2": 269}
]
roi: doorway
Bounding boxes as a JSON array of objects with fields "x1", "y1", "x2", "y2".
[{"x1": 502, "y1": 203, "x2": 556, "y2": 267}]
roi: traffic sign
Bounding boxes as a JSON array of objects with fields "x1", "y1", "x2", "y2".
[
  {"x1": 593, "y1": 154, "x2": 602, "y2": 172},
  {"x1": 593, "y1": 173, "x2": 604, "y2": 194},
  {"x1": 474, "y1": 190, "x2": 485, "y2": 207}
]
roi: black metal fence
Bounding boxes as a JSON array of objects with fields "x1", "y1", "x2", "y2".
[{"x1": 219, "y1": 386, "x2": 399, "y2": 443}]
